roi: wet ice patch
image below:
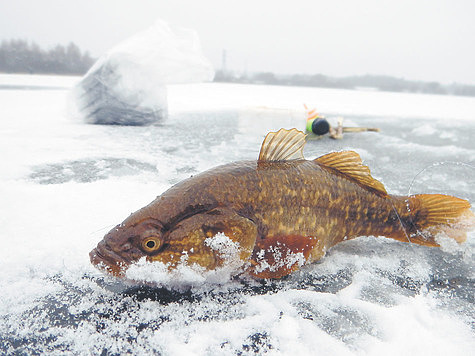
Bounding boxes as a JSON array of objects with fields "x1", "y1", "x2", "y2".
[{"x1": 30, "y1": 158, "x2": 157, "y2": 184}]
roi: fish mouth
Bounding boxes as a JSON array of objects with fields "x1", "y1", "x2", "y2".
[{"x1": 90, "y1": 242, "x2": 131, "y2": 277}]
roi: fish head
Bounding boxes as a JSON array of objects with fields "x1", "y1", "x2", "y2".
[
  {"x1": 90, "y1": 207, "x2": 258, "y2": 277},
  {"x1": 89, "y1": 217, "x2": 165, "y2": 276}
]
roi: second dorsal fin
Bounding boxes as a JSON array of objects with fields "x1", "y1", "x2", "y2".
[
  {"x1": 258, "y1": 128, "x2": 307, "y2": 161},
  {"x1": 315, "y1": 151, "x2": 388, "y2": 195}
]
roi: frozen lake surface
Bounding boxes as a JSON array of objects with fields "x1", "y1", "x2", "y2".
[{"x1": 0, "y1": 74, "x2": 474, "y2": 355}]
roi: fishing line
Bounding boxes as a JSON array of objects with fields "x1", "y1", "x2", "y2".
[
  {"x1": 406, "y1": 161, "x2": 475, "y2": 198},
  {"x1": 405, "y1": 161, "x2": 475, "y2": 214},
  {"x1": 386, "y1": 162, "x2": 474, "y2": 246},
  {"x1": 90, "y1": 224, "x2": 116, "y2": 235},
  {"x1": 393, "y1": 161, "x2": 475, "y2": 245},
  {"x1": 389, "y1": 198, "x2": 413, "y2": 244}
]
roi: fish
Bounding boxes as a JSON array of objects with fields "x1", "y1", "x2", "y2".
[{"x1": 90, "y1": 128, "x2": 474, "y2": 279}]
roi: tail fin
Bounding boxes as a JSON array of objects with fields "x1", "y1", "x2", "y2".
[{"x1": 401, "y1": 194, "x2": 474, "y2": 246}]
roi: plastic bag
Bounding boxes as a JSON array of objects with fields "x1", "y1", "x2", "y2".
[{"x1": 73, "y1": 20, "x2": 214, "y2": 125}]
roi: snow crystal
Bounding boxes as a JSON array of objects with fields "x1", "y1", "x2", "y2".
[
  {"x1": 125, "y1": 257, "x2": 207, "y2": 290},
  {"x1": 252, "y1": 245, "x2": 306, "y2": 275},
  {"x1": 204, "y1": 232, "x2": 241, "y2": 260}
]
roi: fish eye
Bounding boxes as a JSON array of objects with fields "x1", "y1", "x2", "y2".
[{"x1": 142, "y1": 237, "x2": 161, "y2": 253}]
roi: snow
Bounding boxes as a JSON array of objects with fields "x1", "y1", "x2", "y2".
[
  {"x1": 205, "y1": 232, "x2": 242, "y2": 260},
  {"x1": 0, "y1": 74, "x2": 474, "y2": 355},
  {"x1": 167, "y1": 82, "x2": 475, "y2": 121}
]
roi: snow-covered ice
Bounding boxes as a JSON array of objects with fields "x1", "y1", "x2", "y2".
[{"x1": 0, "y1": 74, "x2": 474, "y2": 355}]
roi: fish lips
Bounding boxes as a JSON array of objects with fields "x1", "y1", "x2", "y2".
[
  {"x1": 90, "y1": 220, "x2": 164, "y2": 277},
  {"x1": 89, "y1": 241, "x2": 131, "y2": 277}
]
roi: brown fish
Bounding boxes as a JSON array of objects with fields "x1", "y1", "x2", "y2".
[{"x1": 90, "y1": 128, "x2": 474, "y2": 279}]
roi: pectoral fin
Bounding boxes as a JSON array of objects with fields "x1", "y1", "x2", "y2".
[{"x1": 249, "y1": 235, "x2": 318, "y2": 279}]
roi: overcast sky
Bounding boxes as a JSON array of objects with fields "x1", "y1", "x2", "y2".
[{"x1": 1, "y1": 0, "x2": 474, "y2": 84}]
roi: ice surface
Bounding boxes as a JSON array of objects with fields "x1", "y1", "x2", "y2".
[
  {"x1": 72, "y1": 20, "x2": 214, "y2": 125},
  {"x1": 0, "y1": 74, "x2": 474, "y2": 354}
]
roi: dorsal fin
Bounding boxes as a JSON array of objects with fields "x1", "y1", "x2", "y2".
[
  {"x1": 258, "y1": 128, "x2": 307, "y2": 161},
  {"x1": 315, "y1": 151, "x2": 387, "y2": 195}
]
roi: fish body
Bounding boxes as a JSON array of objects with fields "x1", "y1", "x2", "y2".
[{"x1": 90, "y1": 129, "x2": 473, "y2": 279}]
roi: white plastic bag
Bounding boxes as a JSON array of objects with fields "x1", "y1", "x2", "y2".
[{"x1": 73, "y1": 20, "x2": 214, "y2": 125}]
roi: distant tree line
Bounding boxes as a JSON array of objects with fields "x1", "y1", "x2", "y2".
[
  {"x1": 215, "y1": 70, "x2": 475, "y2": 97},
  {"x1": 0, "y1": 39, "x2": 95, "y2": 75}
]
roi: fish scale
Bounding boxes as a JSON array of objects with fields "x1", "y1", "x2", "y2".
[{"x1": 90, "y1": 128, "x2": 474, "y2": 279}]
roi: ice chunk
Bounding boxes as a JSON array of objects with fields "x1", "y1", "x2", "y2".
[{"x1": 72, "y1": 19, "x2": 214, "y2": 125}]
